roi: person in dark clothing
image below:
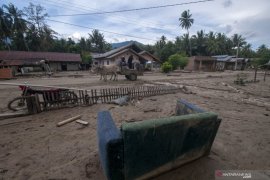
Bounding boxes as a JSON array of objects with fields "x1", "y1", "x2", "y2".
[
  {"x1": 120, "y1": 56, "x2": 127, "y2": 70},
  {"x1": 128, "y1": 55, "x2": 133, "y2": 69}
]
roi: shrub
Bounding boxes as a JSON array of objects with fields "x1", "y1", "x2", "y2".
[
  {"x1": 161, "y1": 62, "x2": 172, "y2": 73},
  {"x1": 168, "y1": 54, "x2": 188, "y2": 70}
]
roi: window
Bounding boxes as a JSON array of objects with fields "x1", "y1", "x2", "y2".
[{"x1": 107, "y1": 60, "x2": 109, "y2": 65}]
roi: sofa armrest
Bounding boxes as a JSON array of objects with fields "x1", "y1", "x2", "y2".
[{"x1": 97, "y1": 111, "x2": 124, "y2": 180}]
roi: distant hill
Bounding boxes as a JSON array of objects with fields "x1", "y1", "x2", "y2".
[{"x1": 111, "y1": 40, "x2": 144, "y2": 49}]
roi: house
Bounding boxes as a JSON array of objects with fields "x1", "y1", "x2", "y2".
[
  {"x1": 0, "y1": 51, "x2": 82, "y2": 73},
  {"x1": 92, "y1": 43, "x2": 160, "y2": 70},
  {"x1": 185, "y1": 56, "x2": 216, "y2": 71},
  {"x1": 139, "y1": 51, "x2": 161, "y2": 70},
  {"x1": 212, "y1": 55, "x2": 248, "y2": 71}
]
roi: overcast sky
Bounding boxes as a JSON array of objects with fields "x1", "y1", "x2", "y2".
[{"x1": 2, "y1": 0, "x2": 270, "y2": 49}]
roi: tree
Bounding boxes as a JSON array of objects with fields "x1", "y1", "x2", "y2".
[
  {"x1": 240, "y1": 43, "x2": 255, "y2": 58},
  {"x1": 179, "y1": 10, "x2": 194, "y2": 56},
  {"x1": 232, "y1": 34, "x2": 246, "y2": 57},
  {"x1": 193, "y1": 30, "x2": 206, "y2": 55},
  {"x1": 256, "y1": 44, "x2": 270, "y2": 65},
  {"x1": 81, "y1": 52, "x2": 92, "y2": 64},
  {"x1": 89, "y1": 29, "x2": 107, "y2": 53},
  {"x1": 0, "y1": 6, "x2": 13, "y2": 50},
  {"x1": 24, "y1": 3, "x2": 56, "y2": 51},
  {"x1": 3, "y1": 3, "x2": 28, "y2": 50}
]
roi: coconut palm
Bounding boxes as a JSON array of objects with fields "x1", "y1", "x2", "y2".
[
  {"x1": 232, "y1": 34, "x2": 246, "y2": 57},
  {"x1": 179, "y1": 10, "x2": 194, "y2": 56},
  {"x1": 194, "y1": 30, "x2": 206, "y2": 55},
  {"x1": 0, "y1": 6, "x2": 12, "y2": 50},
  {"x1": 3, "y1": 3, "x2": 28, "y2": 50}
]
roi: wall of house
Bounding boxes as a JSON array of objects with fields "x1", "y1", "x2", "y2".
[
  {"x1": 49, "y1": 62, "x2": 79, "y2": 71},
  {"x1": 94, "y1": 51, "x2": 141, "y2": 69},
  {"x1": 113, "y1": 51, "x2": 140, "y2": 65},
  {"x1": 199, "y1": 61, "x2": 215, "y2": 71},
  {"x1": 185, "y1": 57, "x2": 216, "y2": 71},
  {"x1": 49, "y1": 62, "x2": 61, "y2": 71},
  {"x1": 67, "y1": 63, "x2": 79, "y2": 71},
  {"x1": 216, "y1": 61, "x2": 225, "y2": 71}
]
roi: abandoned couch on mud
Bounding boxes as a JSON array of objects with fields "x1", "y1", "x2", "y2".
[{"x1": 97, "y1": 99, "x2": 221, "y2": 180}]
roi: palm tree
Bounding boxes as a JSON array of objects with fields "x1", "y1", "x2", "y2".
[
  {"x1": 194, "y1": 30, "x2": 206, "y2": 55},
  {"x1": 179, "y1": 10, "x2": 194, "y2": 56},
  {"x1": 160, "y1": 35, "x2": 166, "y2": 49},
  {"x1": 181, "y1": 34, "x2": 190, "y2": 55},
  {"x1": 232, "y1": 34, "x2": 246, "y2": 57},
  {"x1": 3, "y1": 3, "x2": 28, "y2": 50}
]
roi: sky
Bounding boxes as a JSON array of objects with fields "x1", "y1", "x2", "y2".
[{"x1": 2, "y1": 0, "x2": 270, "y2": 49}]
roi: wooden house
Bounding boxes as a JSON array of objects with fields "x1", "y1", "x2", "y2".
[
  {"x1": 212, "y1": 55, "x2": 248, "y2": 71},
  {"x1": 139, "y1": 51, "x2": 161, "y2": 70},
  {"x1": 0, "y1": 51, "x2": 81, "y2": 73}
]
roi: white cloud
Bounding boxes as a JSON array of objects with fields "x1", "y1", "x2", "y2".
[{"x1": 2, "y1": 0, "x2": 270, "y2": 48}]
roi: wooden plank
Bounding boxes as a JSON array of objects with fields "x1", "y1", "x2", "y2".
[
  {"x1": 91, "y1": 89, "x2": 94, "y2": 104},
  {"x1": 42, "y1": 92, "x2": 46, "y2": 110},
  {"x1": 57, "y1": 115, "x2": 81, "y2": 127},
  {"x1": 95, "y1": 89, "x2": 98, "y2": 103},
  {"x1": 82, "y1": 90, "x2": 85, "y2": 105},
  {"x1": 51, "y1": 92, "x2": 55, "y2": 108},
  {"x1": 76, "y1": 120, "x2": 89, "y2": 125},
  {"x1": 105, "y1": 89, "x2": 108, "y2": 103},
  {"x1": 35, "y1": 94, "x2": 42, "y2": 113}
]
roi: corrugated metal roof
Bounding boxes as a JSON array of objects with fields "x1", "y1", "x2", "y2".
[
  {"x1": 212, "y1": 55, "x2": 236, "y2": 62},
  {"x1": 0, "y1": 51, "x2": 82, "y2": 62}
]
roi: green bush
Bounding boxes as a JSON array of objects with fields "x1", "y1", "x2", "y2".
[
  {"x1": 81, "y1": 53, "x2": 92, "y2": 64},
  {"x1": 161, "y1": 62, "x2": 172, "y2": 73},
  {"x1": 167, "y1": 54, "x2": 188, "y2": 70}
]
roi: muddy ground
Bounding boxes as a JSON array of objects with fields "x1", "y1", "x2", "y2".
[{"x1": 0, "y1": 70, "x2": 269, "y2": 180}]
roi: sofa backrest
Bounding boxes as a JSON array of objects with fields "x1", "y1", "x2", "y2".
[
  {"x1": 121, "y1": 112, "x2": 221, "y2": 179},
  {"x1": 176, "y1": 99, "x2": 205, "y2": 115}
]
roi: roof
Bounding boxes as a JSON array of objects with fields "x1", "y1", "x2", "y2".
[
  {"x1": 0, "y1": 51, "x2": 82, "y2": 63},
  {"x1": 212, "y1": 55, "x2": 235, "y2": 62},
  {"x1": 93, "y1": 42, "x2": 143, "y2": 59},
  {"x1": 191, "y1": 56, "x2": 216, "y2": 61},
  {"x1": 139, "y1": 51, "x2": 161, "y2": 62},
  {"x1": 229, "y1": 58, "x2": 245, "y2": 62},
  {"x1": 106, "y1": 48, "x2": 144, "y2": 59}
]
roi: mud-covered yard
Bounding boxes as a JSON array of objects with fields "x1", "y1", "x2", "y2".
[{"x1": 0, "y1": 71, "x2": 269, "y2": 180}]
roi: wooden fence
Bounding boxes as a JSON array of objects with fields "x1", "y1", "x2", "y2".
[{"x1": 24, "y1": 85, "x2": 180, "y2": 112}]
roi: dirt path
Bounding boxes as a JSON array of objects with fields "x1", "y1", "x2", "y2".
[{"x1": 0, "y1": 70, "x2": 269, "y2": 180}]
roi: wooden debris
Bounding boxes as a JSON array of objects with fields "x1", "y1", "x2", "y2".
[
  {"x1": 57, "y1": 115, "x2": 81, "y2": 127},
  {"x1": 0, "y1": 111, "x2": 28, "y2": 120},
  {"x1": 76, "y1": 120, "x2": 89, "y2": 125}
]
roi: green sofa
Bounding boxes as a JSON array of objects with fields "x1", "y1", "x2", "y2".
[{"x1": 97, "y1": 99, "x2": 221, "y2": 180}]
